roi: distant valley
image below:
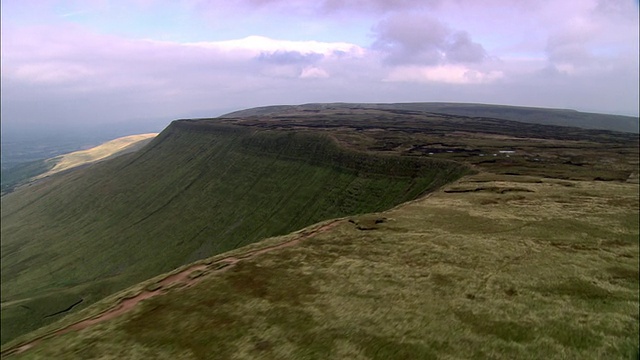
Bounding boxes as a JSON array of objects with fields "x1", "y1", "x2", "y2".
[{"x1": 1, "y1": 134, "x2": 158, "y2": 195}]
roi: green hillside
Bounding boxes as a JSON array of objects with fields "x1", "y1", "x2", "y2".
[
  {"x1": 2, "y1": 104, "x2": 637, "y2": 359},
  {"x1": 4, "y1": 174, "x2": 637, "y2": 359},
  {"x1": 1, "y1": 121, "x2": 469, "y2": 344}
]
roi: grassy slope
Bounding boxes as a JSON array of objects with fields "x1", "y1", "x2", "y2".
[
  {"x1": 1, "y1": 121, "x2": 468, "y2": 345},
  {"x1": 0, "y1": 161, "x2": 56, "y2": 195},
  {"x1": 5, "y1": 173, "x2": 637, "y2": 359}
]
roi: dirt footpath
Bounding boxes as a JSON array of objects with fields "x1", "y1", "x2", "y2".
[{"x1": 2, "y1": 219, "x2": 343, "y2": 357}]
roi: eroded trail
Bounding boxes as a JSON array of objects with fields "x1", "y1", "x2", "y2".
[{"x1": 3, "y1": 219, "x2": 343, "y2": 357}]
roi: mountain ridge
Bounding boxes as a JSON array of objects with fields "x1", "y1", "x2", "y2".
[
  {"x1": 1, "y1": 118, "x2": 469, "y2": 345},
  {"x1": 222, "y1": 102, "x2": 639, "y2": 133}
]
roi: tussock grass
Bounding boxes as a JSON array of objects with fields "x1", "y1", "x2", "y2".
[{"x1": 6, "y1": 176, "x2": 637, "y2": 359}]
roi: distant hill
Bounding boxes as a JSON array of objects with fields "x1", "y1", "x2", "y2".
[
  {"x1": 223, "y1": 102, "x2": 639, "y2": 133},
  {"x1": 0, "y1": 133, "x2": 157, "y2": 195},
  {"x1": 33, "y1": 133, "x2": 158, "y2": 180}
]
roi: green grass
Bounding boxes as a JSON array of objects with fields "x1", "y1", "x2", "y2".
[
  {"x1": 0, "y1": 160, "x2": 55, "y2": 195},
  {"x1": 1, "y1": 121, "x2": 468, "y2": 344},
  {"x1": 5, "y1": 174, "x2": 637, "y2": 359}
]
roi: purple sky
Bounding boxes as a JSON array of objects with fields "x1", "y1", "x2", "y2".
[{"x1": 1, "y1": 0, "x2": 638, "y2": 131}]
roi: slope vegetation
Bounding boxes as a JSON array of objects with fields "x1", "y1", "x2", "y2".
[
  {"x1": 4, "y1": 174, "x2": 638, "y2": 359},
  {"x1": 1, "y1": 121, "x2": 468, "y2": 344}
]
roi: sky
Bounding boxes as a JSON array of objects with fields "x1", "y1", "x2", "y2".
[{"x1": 1, "y1": 0, "x2": 639, "y2": 133}]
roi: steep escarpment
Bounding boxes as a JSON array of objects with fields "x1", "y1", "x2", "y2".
[{"x1": 1, "y1": 120, "x2": 469, "y2": 344}]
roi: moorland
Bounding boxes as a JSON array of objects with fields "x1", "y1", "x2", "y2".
[{"x1": 1, "y1": 103, "x2": 638, "y2": 359}]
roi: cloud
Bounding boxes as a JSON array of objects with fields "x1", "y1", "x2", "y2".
[
  {"x1": 13, "y1": 62, "x2": 96, "y2": 84},
  {"x1": 256, "y1": 51, "x2": 324, "y2": 65},
  {"x1": 187, "y1": 36, "x2": 365, "y2": 57},
  {"x1": 0, "y1": 25, "x2": 374, "y2": 126},
  {"x1": 195, "y1": 0, "x2": 440, "y2": 15},
  {"x1": 385, "y1": 65, "x2": 503, "y2": 84},
  {"x1": 371, "y1": 13, "x2": 487, "y2": 65},
  {"x1": 300, "y1": 66, "x2": 330, "y2": 78},
  {"x1": 1, "y1": 26, "x2": 364, "y2": 85},
  {"x1": 1, "y1": 0, "x2": 638, "y2": 132},
  {"x1": 446, "y1": 31, "x2": 487, "y2": 63},
  {"x1": 319, "y1": 0, "x2": 440, "y2": 13},
  {"x1": 539, "y1": 0, "x2": 639, "y2": 78}
]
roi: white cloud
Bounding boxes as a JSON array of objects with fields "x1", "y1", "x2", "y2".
[
  {"x1": 300, "y1": 66, "x2": 330, "y2": 78},
  {"x1": 186, "y1": 36, "x2": 365, "y2": 57},
  {"x1": 13, "y1": 63, "x2": 96, "y2": 83},
  {"x1": 385, "y1": 65, "x2": 503, "y2": 84}
]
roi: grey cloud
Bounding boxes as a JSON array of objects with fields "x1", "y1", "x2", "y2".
[
  {"x1": 256, "y1": 51, "x2": 324, "y2": 64},
  {"x1": 371, "y1": 14, "x2": 487, "y2": 65},
  {"x1": 235, "y1": 0, "x2": 439, "y2": 13},
  {"x1": 593, "y1": 0, "x2": 639, "y2": 20},
  {"x1": 544, "y1": 23, "x2": 594, "y2": 64},
  {"x1": 372, "y1": 15, "x2": 447, "y2": 64},
  {"x1": 546, "y1": 41, "x2": 592, "y2": 67},
  {"x1": 319, "y1": 0, "x2": 440, "y2": 13},
  {"x1": 541, "y1": 0, "x2": 638, "y2": 73},
  {"x1": 445, "y1": 31, "x2": 487, "y2": 63},
  {"x1": 200, "y1": 0, "x2": 554, "y2": 17}
]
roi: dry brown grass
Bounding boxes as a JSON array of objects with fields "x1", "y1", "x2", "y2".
[{"x1": 34, "y1": 133, "x2": 157, "y2": 179}]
